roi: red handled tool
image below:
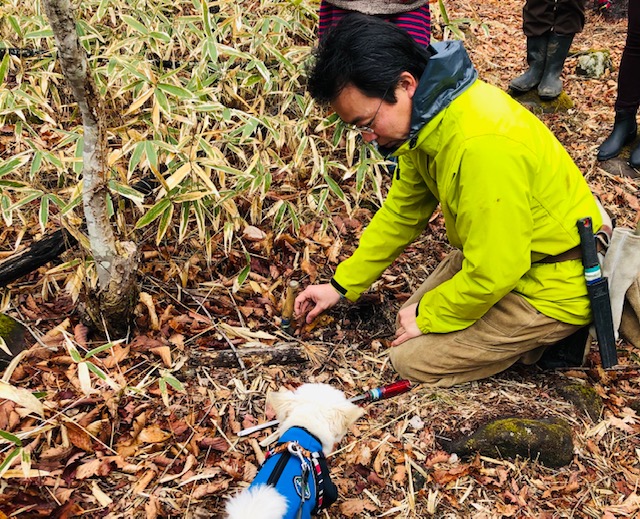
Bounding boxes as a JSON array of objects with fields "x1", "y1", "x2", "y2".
[{"x1": 237, "y1": 380, "x2": 413, "y2": 437}]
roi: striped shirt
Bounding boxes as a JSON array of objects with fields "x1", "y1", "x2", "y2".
[{"x1": 318, "y1": 1, "x2": 431, "y2": 47}]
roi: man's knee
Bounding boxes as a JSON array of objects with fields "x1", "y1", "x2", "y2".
[{"x1": 388, "y1": 345, "x2": 411, "y2": 378}]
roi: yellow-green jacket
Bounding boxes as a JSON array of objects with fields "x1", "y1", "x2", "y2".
[{"x1": 331, "y1": 41, "x2": 601, "y2": 334}]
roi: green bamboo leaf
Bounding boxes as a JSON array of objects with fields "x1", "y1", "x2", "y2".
[
  {"x1": 121, "y1": 15, "x2": 148, "y2": 35},
  {"x1": 108, "y1": 180, "x2": 144, "y2": 206},
  {"x1": 179, "y1": 202, "x2": 190, "y2": 243},
  {"x1": 144, "y1": 142, "x2": 158, "y2": 172},
  {"x1": 0, "y1": 430, "x2": 22, "y2": 446},
  {"x1": 85, "y1": 341, "x2": 117, "y2": 359},
  {"x1": 157, "y1": 83, "x2": 193, "y2": 100},
  {"x1": 85, "y1": 361, "x2": 107, "y2": 381},
  {"x1": 162, "y1": 372, "x2": 185, "y2": 392},
  {"x1": 128, "y1": 141, "x2": 146, "y2": 176},
  {"x1": 68, "y1": 345, "x2": 83, "y2": 363},
  {"x1": 74, "y1": 136, "x2": 84, "y2": 175},
  {"x1": 0, "y1": 52, "x2": 10, "y2": 85},
  {"x1": 38, "y1": 194, "x2": 50, "y2": 231},
  {"x1": 135, "y1": 198, "x2": 171, "y2": 229},
  {"x1": 8, "y1": 190, "x2": 43, "y2": 212},
  {"x1": 148, "y1": 31, "x2": 171, "y2": 43},
  {"x1": 154, "y1": 87, "x2": 170, "y2": 114},
  {"x1": 0, "y1": 157, "x2": 27, "y2": 178},
  {"x1": 156, "y1": 202, "x2": 174, "y2": 243},
  {"x1": 233, "y1": 262, "x2": 251, "y2": 293},
  {"x1": 0, "y1": 448, "x2": 21, "y2": 477},
  {"x1": 324, "y1": 174, "x2": 345, "y2": 201},
  {"x1": 25, "y1": 29, "x2": 54, "y2": 39}
]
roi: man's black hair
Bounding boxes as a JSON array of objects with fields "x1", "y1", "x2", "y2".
[{"x1": 307, "y1": 13, "x2": 432, "y2": 104}]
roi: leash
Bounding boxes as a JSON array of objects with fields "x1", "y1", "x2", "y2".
[{"x1": 237, "y1": 380, "x2": 413, "y2": 437}]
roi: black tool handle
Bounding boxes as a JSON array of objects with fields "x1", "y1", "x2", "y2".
[{"x1": 577, "y1": 217, "x2": 600, "y2": 273}]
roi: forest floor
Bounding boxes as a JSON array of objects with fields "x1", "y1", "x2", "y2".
[{"x1": 2, "y1": 0, "x2": 640, "y2": 518}]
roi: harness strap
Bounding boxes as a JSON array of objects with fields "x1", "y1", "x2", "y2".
[
  {"x1": 265, "y1": 449, "x2": 290, "y2": 487},
  {"x1": 263, "y1": 441, "x2": 332, "y2": 513}
]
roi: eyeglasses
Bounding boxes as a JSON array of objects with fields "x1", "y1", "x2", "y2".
[{"x1": 343, "y1": 86, "x2": 390, "y2": 134}]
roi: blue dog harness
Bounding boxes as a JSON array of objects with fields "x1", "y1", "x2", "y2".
[{"x1": 250, "y1": 427, "x2": 338, "y2": 518}]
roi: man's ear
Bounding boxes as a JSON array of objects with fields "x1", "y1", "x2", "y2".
[{"x1": 398, "y1": 71, "x2": 418, "y2": 99}]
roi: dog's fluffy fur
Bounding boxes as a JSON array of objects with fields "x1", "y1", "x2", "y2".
[{"x1": 225, "y1": 383, "x2": 363, "y2": 519}]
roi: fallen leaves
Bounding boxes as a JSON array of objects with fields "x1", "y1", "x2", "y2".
[{"x1": 0, "y1": 380, "x2": 44, "y2": 418}]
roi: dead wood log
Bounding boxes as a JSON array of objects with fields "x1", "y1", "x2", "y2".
[
  {"x1": 188, "y1": 342, "x2": 325, "y2": 368},
  {"x1": 0, "y1": 229, "x2": 77, "y2": 287}
]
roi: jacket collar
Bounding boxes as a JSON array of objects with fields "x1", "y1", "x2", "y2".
[{"x1": 379, "y1": 40, "x2": 477, "y2": 156}]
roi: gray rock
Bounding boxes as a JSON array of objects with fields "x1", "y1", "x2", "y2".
[{"x1": 576, "y1": 51, "x2": 613, "y2": 78}]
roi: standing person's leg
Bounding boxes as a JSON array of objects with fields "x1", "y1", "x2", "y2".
[
  {"x1": 538, "y1": 0, "x2": 587, "y2": 99},
  {"x1": 621, "y1": 0, "x2": 640, "y2": 166},
  {"x1": 388, "y1": 251, "x2": 583, "y2": 387},
  {"x1": 598, "y1": 0, "x2": 640, "y2": 162},
  {"x1": 510, "y1": 0, "x2": 554, "y2": 93}
]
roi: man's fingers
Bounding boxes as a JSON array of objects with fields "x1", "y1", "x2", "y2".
[
  {"x1": 391, "y1": 333, "x2": 406, "y2": 347},
  {"x1": 306, "y1": 307, "x2": 321, "y2": 323}
]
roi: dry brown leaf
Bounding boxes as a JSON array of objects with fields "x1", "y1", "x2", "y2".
[
  {"x1": 103, "y1": 344, "x2": 130, "y2": 368},
  {"x1": 133, "y1": 468, "x2": 158, "y2": 494},
  {"x1": 145, "y1": 495, "x2": 160, "y2": 519},
  {"x1": 65, "y1": 422, "x2": 93, "y2": 452},
  {"x1": 138, "y1": 424, "x2": 171, "y2": 444},
  {"x1": 90, "y1": 481, "x2": 112, "y2": 507},
  {"x1": 150, "y1": 346, "x2": 172, "y2": 367},
  {"x1": 75, "y1": 459, "x2": 103, "y2": 480},
  {"x1": 243, "y1": 225, "x2": 267, "y2": 241},
  {"x1": 340, "y1": 498, "x2": 376, "y2": 517},
  {"x1": 191, "y1": 480, "x2": 230, "y2": 500},
  {"x1": 140, "y1": 292, "x2": 160, "y2": 330},
  {"x1": 392, "y1": 464, "x2": 406, "y2": 483}
]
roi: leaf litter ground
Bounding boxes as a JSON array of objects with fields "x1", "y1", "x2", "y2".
[{"x1": 1, "y1": 1, "x2": 640, "y2": 518}]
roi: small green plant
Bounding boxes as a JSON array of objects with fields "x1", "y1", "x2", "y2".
[
  {"x1": 0, "y1": 429, "x2": 31, "y2": 478},
  {"x1": 436, "y1": 0, "x2": 489, "y2": 40}
]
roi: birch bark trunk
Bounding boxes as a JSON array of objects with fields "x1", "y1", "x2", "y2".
[{"x1": 43, "y1": 0, "x2": 138, "y2": 336}]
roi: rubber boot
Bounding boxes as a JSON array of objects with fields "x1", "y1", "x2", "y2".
[
  {"x1": 630, "y1": 141, "x2": 640, "y2": 168},
  {"x1": 509, "y1": 34, "x2": 548, "y2": 93},
  {"x1": 597, "y1": 111, "x2": 638, "y2": 161},
  {"x1": 537, "y1": 327, "x2": 590, "y2": 369},
  {"x1": 537, "y1": 33, "x2": 574, "y2": 100}
]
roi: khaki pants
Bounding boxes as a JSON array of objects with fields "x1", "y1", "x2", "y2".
[{"x1": 388, "y1": 251, "x2": 583, "y2": 387}]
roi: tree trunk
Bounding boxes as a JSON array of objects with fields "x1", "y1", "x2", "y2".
[{"x1": 42, "y1": 0, "x2": 138, "y2": 337}]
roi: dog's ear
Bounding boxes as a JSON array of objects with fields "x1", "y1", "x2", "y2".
[
  {"x1": 340, "y1": 403, "x2": 365, "y2": 430},
  {"x1": 266, "y1": 389, "x2": 296, "y2": 421}
]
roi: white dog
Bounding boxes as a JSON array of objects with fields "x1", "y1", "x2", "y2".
[{"x1": 225, "y1": 383, "x2": 364, "y2": 519}]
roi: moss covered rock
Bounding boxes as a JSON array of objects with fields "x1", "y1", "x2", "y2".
[
  {"x1": 446, "y1": 417, "x2": 574, "y2": 467},
  {"x1": 557, "y1": 383, "x2": 603, "y2": 421},
  {"x1": 509, "y1": 89, "x2": 574, "y2": 114},
  {"x1": 0, "y1": 313, "x2": 27, "y2": 368}
]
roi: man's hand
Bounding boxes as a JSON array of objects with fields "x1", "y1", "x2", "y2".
[
  {"x1": 392, "y1": 303, "x2": 424, "y2": 346},
  {"x1": 294, "y1": 283, "x2": 342, "y2": 324}
]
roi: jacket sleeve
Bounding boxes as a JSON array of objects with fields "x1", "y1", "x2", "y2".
[
  {"x1": 332, "y1": 154, "x2": 438, "y2": 301},
  {"x1": 416, "y1": 136, "x2": 534, "y2": 333}
]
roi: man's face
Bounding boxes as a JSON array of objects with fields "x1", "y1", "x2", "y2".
[{"x1": 331, "y1": 73, "x2": 417, "y2": 150}]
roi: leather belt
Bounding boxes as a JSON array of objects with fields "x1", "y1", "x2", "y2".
[{"x1": 537, "y1": 238, "x2": 606, "y2": 264}]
